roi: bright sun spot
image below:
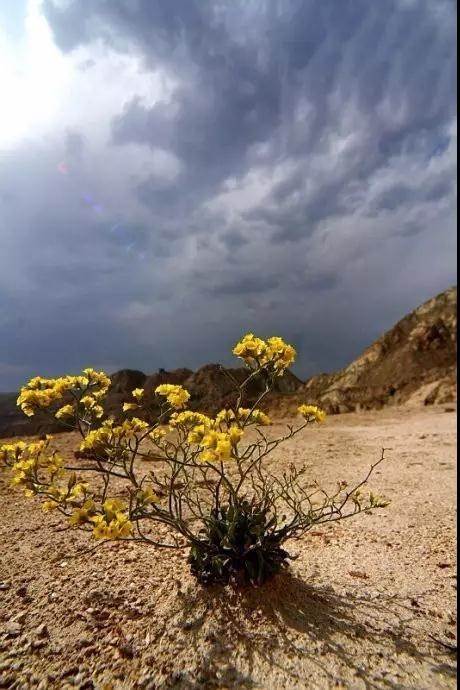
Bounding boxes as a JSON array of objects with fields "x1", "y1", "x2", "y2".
[{"x1": 0, "y1": 0, "x2": 68, "y2": 148}]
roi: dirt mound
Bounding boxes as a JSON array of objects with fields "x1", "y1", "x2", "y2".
[
  {"x1": 300, "y1": 286, "x2": 457, "y2": 414},
  {"x1": 109, "y1": 369, "x2": 147, "y2": 394},
  {"x1": 144, "y1": 367, "x2": 192, "y2": 389}
]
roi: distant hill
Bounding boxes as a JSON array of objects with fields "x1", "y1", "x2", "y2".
[
  {"x1": 0, "y1": 286, "x2": 456, "y2": 438},
  {"x1": 297, "y1": 285, "x2": 456, "y2": 414},
  {"x1": 0, "y1": 393, "x2": 24, "y2": 438},
  {"x1": 0, "y1": 365, "x2": 303, "y2": 438}
]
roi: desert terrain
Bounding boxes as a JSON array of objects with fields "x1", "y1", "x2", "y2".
[{"x1": 0, "y1": 403, "x2": 456, "y2": 690}]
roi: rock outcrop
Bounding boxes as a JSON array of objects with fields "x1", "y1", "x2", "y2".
[{"x1": 300, "y1": 286, "x2": 456, "y2": 414}]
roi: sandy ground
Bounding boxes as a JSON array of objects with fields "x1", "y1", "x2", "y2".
[{"x1": 0, "y1": 404, "x2": 457, "y2": 690}]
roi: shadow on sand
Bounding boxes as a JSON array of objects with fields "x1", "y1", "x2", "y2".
[{"x1": 156, "y1": 572, "x2": 456, "y2": 690}]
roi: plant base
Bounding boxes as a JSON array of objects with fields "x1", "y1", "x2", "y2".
[{"x1": 188, "y1": 542, "x2": 291, "y2": 586}]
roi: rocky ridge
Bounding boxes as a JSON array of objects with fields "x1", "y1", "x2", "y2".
[
  {"x1": 297, "y1": 285, "x2": 457, "y2": 415},
  {"x1": 0, "y1": 286, "x2": 456, "y2": 437}
]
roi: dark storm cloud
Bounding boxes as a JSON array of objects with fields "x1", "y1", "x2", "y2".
[
  {"x1": 0, "y1": 0, "x2": 456, "y2": 390},
  {"x1": 200, "y1": 274, "x2": 280, "y2": 297},
  {"x1": 220, "y1": 230, "x2": 249, "y2": 251},
  {"x1": 104, "y1": 0, "x2": 455, "y2": 221},
  {"x1": 43, "y1": 0, "x2": 456, "y2": 215}
]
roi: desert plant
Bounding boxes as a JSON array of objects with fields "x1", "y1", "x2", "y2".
[{"x1": 1, "y1": 334, "x2": 389, "y2": 586}]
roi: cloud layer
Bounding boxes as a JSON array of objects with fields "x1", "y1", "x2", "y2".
[{"x1": 0, "y1": 0, "x2": 456, "y2": 390}]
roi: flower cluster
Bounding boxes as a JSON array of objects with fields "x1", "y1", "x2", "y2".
[
  {"x1": 90, "y1": 499, "x2": 133, "y2": 540},
  {"x1": 155, "y1": 384, "x2": 190, "y2": 409},
  {"x1": 0, "y1": 441, "x2": 27, "y2": 464},
  {"x1": 79, "y1": 417, "x2": 149, "y2": 455},
  {"x1": 163, "y1": 408, "x2": 271, "y2": 461},
  {"x1": 135, "y1": 485, "x2": 159, "y2": 506},
  {"x1": 235, "y1": 408, "x2": 271, "y2": 426},
  {"x1": 4, "y1": 437, "x2": 63, "y2": 493},
  {"x1": 149, "y1": 427, "x2": 168, "y2": 444},
  {"x1": 0, "y1": 435, "x2": 137, "y2": 540},
  {"x1": 195, "y1": 427, "x2": 243, "y2": 463},
  {"x1": 42, "y1": 478, "x2": 88, "y2": 512},
  {"x1": 169, "y1": 411, "x2": 213, "y2": 429},
  {"x1": 297, "y1": 404, "x2": 327, "y2": 424},
  {"x1": 1, "y1": 437, "x2": 92, "y2": 515},
  {"x1": 122, "y1": 387, "x2": 145, "y2": 412},
  {"x1": 17, "y1": 369, "x2": 110, "y2": 418},
  {"x1": 233, "y1": 333, "x2": 296, "y2": 374},
  {"x1": 68, "y1": 499, "x2": 97, "y2": 526}
]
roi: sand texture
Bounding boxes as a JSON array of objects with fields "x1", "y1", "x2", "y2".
[{"x1": 0, "y1": 405, "x2": 457, "y2": 689}]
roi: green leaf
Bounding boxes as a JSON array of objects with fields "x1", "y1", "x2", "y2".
[{"x1": 67, "y1": 472, "x2": 77, "y2": 490}]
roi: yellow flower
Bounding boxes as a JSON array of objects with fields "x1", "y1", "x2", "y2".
[
  {"x1": 136, "y1": 486, "x2": 159, "y2": 505},
  {"x1": 69, "y1": 483, "x2": 87, "y2": 500},
  {"x1": 74, "y1": 375, "x2": 89, "y2": 388},
  {"x1": 42, "y1": 499, "x2": 59, "y2": 512},
  {"x1": 78, "y1": 397, "x2": 104, "y2": 418},
  {"x1": 123, "y1": 402, "x2": 139, "y2": 412},
  {"x1": 120, "y1": 418, "x2": 149, "y2": 437},
  {"x1": 187, "y1": 424, "x2": 209, "y2": 445},
  {"x1": 16, "y1": 370, "x2": 110, "y2": 418},
  {"x1": 233, "y1": 333, "x2": 268, "y2": 365},
  {"x1": 80, "y1": 418, "x2": 148, "y2": 453},
  {"x1": 91, "y1": 405, "x2": 104, "y2": 419},
  {"x1": 228, "y1": 426, "x2": 243, "y2": 447},
  {"x1": 155, "y1": 384, "x2": 190, "y2": 409},
  {"x1": 237, "y1": 408, "x2": 271, "y2": 426},
  {"x1": 297, "y1": 404, "x2": 326, "y2": 423},
  {"x1": 215, "y1": 409, "x2": 236, "y2": 426},
  {"x1": 215, "y1": 436, "x2": 232, "y2": 460},
  {"x1": 69, "y1": 500, "x2": 96, "y2": 526},
  {"x1": 198, "y1": 430, "x2": 233, "y2": 462},
  {"x1": 108, "y1": 513, "x2": 133, "y2": 539},
  {"x1": 82, "y1": 369, "x2": 111, "y2": 392},
  {"x1": 232, "y1": 333, "x2": 296, "y2": 375},
  {"x1": 80, "y1": 427, "x2": 109, "y2": 452},
  {"x1": 132, "y1": 388, "x2": 144, "y2": 401},
  {"x1": 265, "y1": 337, "x2": 296, "y2": 373},
  {"x1": 200, "y1": 449, "x2": 218, "y2": 463},
  {"x1": 149, "y1": 427, "x2": 167, "y2": 443},
  {"x1": 91, "y1": 512, "x2": 132, "y2": 540},
  {"x1": 46, "y1": 453, "x2": 64, "y2": 475},
  {"x1": 91, "y1": 515, "x2": 110, "y2": 540},
  {"x1": 170, "y1": 411, "x2": 213, "y2": 431},
  {"x1": 0, "y1": 441, "x2": 26, "y2": 462},
  {"x1": 10, "y1": 471, "x2": 26, "y2": 486},
  {"x1": 55, "y1": 404, "x2": 74, "y2": 419},
  {"x1": 103, "y1": 498, "x2": 126, "y2": 519}
]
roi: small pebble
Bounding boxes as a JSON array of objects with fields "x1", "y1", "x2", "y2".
[
  {"x1": 118, "y1": 642, "x2": 135, "y2": 659},
  {"x1": 35, "y1": 623, "x2": 49, "y2": 637},
  {"x1": 11, "y1": 612, "x2": 27, "y2": 624},
  {"x1": 4, "y1": 622, "x2": 21, "y2": 638}
]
